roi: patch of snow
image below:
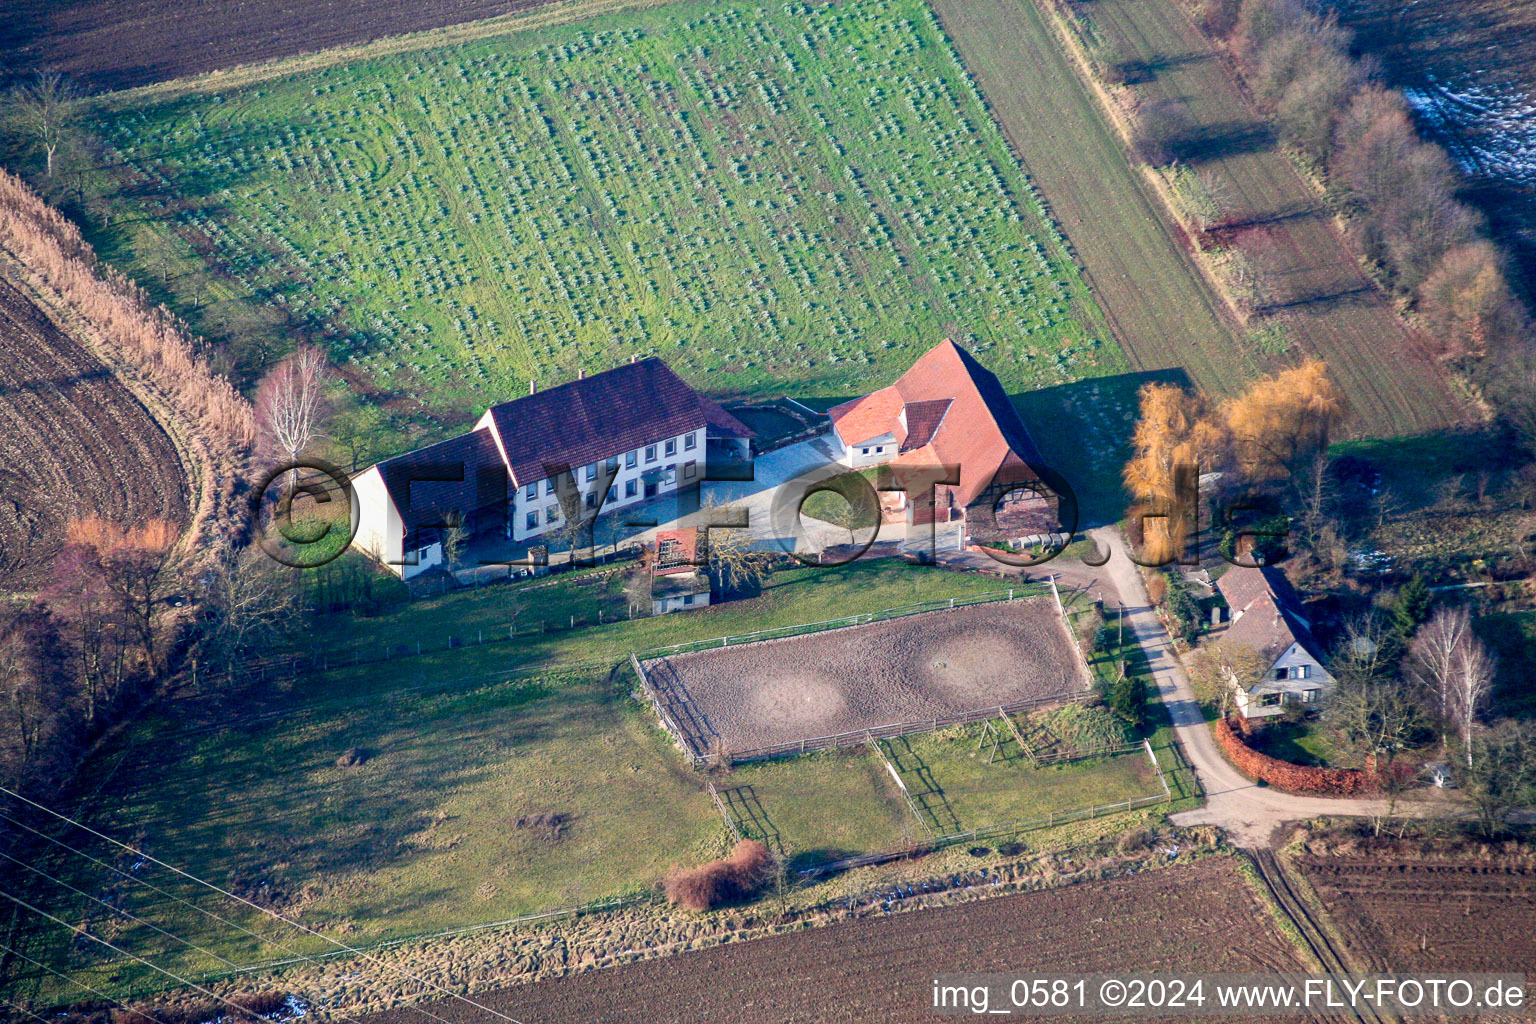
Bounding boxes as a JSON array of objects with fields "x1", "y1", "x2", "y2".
[{"x1": 1404, "y1": 73, "x2": 1536, "y2": 187}]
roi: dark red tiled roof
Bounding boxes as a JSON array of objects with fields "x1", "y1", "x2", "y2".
[
  {"x1": 654, "y1": 527, "x2": 702, "y2": 576},
  {"x1": 377, "y1": 427, "x2": 505, "y2": 534},
  {"x1": 483, "y1": 358, "x2": 753, "y2": 485},
  {"x1": 899, "y1": 398, "x2": 952, "y2": 452}
]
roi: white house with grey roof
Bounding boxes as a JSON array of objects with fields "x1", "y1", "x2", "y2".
[
  {"x1": 350, "y1": 357, "x2": 753, "y2": 579},
  {"x1": 1214, "y1": 565, "x2": 1335, "y2": 719}
]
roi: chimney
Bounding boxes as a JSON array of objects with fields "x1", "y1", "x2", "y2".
[{"x1": 529, "y1": 379, "x2": 537, "y2": 395}]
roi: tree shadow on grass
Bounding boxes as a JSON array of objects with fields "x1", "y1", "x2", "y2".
[{"x1": 1012, "y1": 368, "x2": 1194, "y2": 529}]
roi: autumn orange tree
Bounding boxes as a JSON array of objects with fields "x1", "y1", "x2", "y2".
[
  {"x1": 1123, "y1": 383, "x2": 1228, "y2": 563},
  {"x1": 1222, "y1": 359, "x2": 1344, "y2": 483},
  {"x1": 1124, "y1": 360, "x2": 1345, "y2": 562}
]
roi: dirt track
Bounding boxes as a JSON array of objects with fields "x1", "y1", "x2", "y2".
[
  {"x1": 357, "y1": 858, "x2": 1327, "y2": 1024},
  {"x1": 0, "y1": 273, "x2": 188, "y2": 592},
  {"x1": 0, "y1": 0, "x2": 565, "y2": 91},
  {"x1": 645, "y1": 599, "x2": 1087, "y2": 755}
]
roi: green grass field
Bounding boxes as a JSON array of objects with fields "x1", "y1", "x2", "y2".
[
  {"x1": 8, "y1": 559, "x2": 1166, "y2": 1005},
  {"x1": 86, "y1": 0, "x2": 1120, "y2": 439}
]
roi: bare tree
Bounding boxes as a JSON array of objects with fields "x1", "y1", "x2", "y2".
[
  {"x1": 1449, "y1": 634, "x2": 1496, "y2": 769},
  {"x1": 440, "y1": 512, "x2": 469, "y2": 569},
  {"x1": 196, "y1": 547, "x2": 300, "y2": 682},
  {"x1": 1331, "y1": 610, "x2": 1397, "y2": 685},
  {"x1": 255, "y1": 346, "x2": 330, "y2": 479},
  {"x1": 1409, "y1": 605, "x2": 1495, "y2": 766},
  {"x1": 1461, "y1": 720, "x2": 1536, "y2": 837},
  {"x1": 1323, "y1": 677, "x2": 1426, "y2": 832},
  {"x1": 6, "y1": 72, "x2": 80, "y2": 177},
  {"x1": 697, "y1": 493, "x2": 774, "y2": 594}
]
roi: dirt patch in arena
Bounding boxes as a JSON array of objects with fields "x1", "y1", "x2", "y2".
[
  {"x1": 642, "y1": 599, "x2": 1088, "y2": 756},
  {"x1": 0, "y1": 0, "x2": 568, "y2": 91},
  {"x1": 1293, "y1": 838, "x2": 1536, "y2": 974},
  {"x1": 357, "y1": 857, "x2": 1325, "y2": 1024},
  {"x1": 0, "y1": 275, "x2": 188, "y2": 592}
]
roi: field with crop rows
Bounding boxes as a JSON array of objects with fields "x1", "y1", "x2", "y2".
[
  {"x1": 0, "y1": 273, "x2": 189, "y2": 592},
  {"x1": 931, "y1": 0, "x2": 1242, "y2": 395},
  {"x1": 1294, "y1": 843, "x2": 1536, "y2": 975},
  {"x1": 0, "y1": 0, "x2": 575, "y2": 91},
  {"x1": 1058, "y1": 0, "x2": 1459, "y2": 438},
  {"x1": 85, "y1": 0, "x2": 1119, "y2": 430},
  {"x1": 358, "y1": 858, "x2": 1325, "y2": 1024}
]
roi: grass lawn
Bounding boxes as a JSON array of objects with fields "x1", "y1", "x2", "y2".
[
  {"x1": 718, "y1": 752, "x2": 920, "y2": 869},
  {"x1": 8, "y1": 559, "x2": 1087, "y2": 1005},
  {"x1": 81, "y1": 0, "x2": 1120, "y2": 446},
  {"x1": 881, "y1": 727, "x2": 1161, "y2": 836},
  {"x1": 302, "y1": 557, "x2": 1022, "y2": 680},
  {"x1": 16, "y1": 666, "x2": 720, "y2": 1004}
]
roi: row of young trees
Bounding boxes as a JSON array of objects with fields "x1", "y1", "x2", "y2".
[{"x1": 1191, "y1": 0, "x2": 1534, "y2": 433}]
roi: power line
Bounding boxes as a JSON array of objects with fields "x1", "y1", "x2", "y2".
[
  {"x1": 0, "y1": 848, "x2": 245, "y2": 971},
  {"x1": 0, "y1": 889, "x2": 281, "y2": 1024},
  {"x1": 1, "y1": 995, "x2": 55, "y2": 1024},
  {"x1": 0, "y1": 787, "x2": 526, "y2": 1024},
  {"x1": 0, "y1": 812, "x2": 458, "y2": 1024},
  {"x1": 0, "y1": 940, "x2": 172, "y2": 1024}
]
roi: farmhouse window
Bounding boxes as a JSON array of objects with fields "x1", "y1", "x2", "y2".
[
  {"x1": 1293, "y1": 664, "x2": 1310, "y2": 679},
  {"x1": 684, "y1": 432, "x2": 697, "y2": 451},
  {"x1": 606, "y1": 457, "x2": 619, "y2": 472},
  {"x1": 665, "y1": 439, "x2": 677, "y2": 456},
  {"x1": 645, "y1": 480, "x2": 658, "y2": 498},
  {"x1": 525, "y1": 483, "x2": 538, "y2": 501},
  {"x1": 585, "y1": 465, "x2": 597, "y2": 482},
  {"x1": 625, "y1": 479, "x2": 638, "y2": 498},
  {"x1": 625, "y1": 450, "x2": 637, "y2": 468},
  {"x1": 645, "y1": 444, "x2": 657, "y2": 463},
  {"x1": 861, "y1": 447, "x2": 870, "y2": 455},
  {"x1": 875, "y1": 446, "x2": 885, "y2": 453},
  {"x1": 664, "y1": 465, "x2": 676, "y2": 484},
  {"x1": 547, "y1": 504, "x2": 561, "y2": 522},
  {"x1": 683, "y1": 460, "x2": 697, "y2": 481},
  {"x1": 585, "y1": 492, "x2": 597, "y2": 510},
  {"x1": 683, "y1": 594, "x2": 694, "y2": 606},
  {"x1": 607, "y1": 485, "x2": 618, "y2": 503},
  {"x1": 526, "y1": 511, "x2": 538, "y2": 529},
  {"x1": 545, "y1": 479, "x2": 556, "y2": 495}
]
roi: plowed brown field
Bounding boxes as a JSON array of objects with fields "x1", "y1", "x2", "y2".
[
  {"x1": 0, "y1": 0, "x2": 564, "y2": 91},
  {"x1": 1296, "y1": 853, "x2": 1536, "y2": 974},
  {"x1": 358, "y1": 858, "x2": 1328, "y2": 1024},
  {"x1": 0, "y1": 274, "x2": 188, "y2": 592}
]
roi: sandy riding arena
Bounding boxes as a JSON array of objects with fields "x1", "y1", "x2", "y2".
[{"x1": 640, "y1": 598, "x2": 1088, "y2": 758}]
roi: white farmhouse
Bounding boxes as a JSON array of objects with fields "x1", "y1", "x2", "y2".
[
  {"x1": 1215, "y1": 565, "x2": 1335, "y2": 719},
  {"x1": 351, "y1": 357, "x2": 753, "y2": 579}
]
